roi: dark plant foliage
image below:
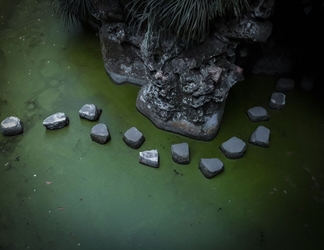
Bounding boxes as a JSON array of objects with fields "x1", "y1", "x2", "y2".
[
  {"x1": 50, "y1": 0, "x2": 97, "y2": 26},
  {"x1": 123, "y1": 0, "x2": 249, "y2": 48}
]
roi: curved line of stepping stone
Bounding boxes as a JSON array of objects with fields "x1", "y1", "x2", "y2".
[{"x1": 0, "y1": 78, "x2": 296, "y2": 179}]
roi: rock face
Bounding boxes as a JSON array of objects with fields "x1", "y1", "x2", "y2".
[
  {"x1": 123, "y1": 127, "x2": 145, "y2": 149},
  {"x1": 247, "y1": 106, "x2": 269, "y2": 122},
  {"x1": 43, "y1": 112, "x2": 69, "y2": 130},
  {"x1": 250, "y1": 125, "x2": 270, "y2": 147},
  {"x1": 1, "y1": 116, "x2": 23, "y2": 136},
  {"x1": 79, "y1": 104, "x2": 102, "y2": 121},
  {"x1": 199, "y1": 158, "x2": 224, "y2": 179},
  {"x1": 171, "y1": 142, "x2": 190, "y2": 164},
  {"x1": 220, "y1": 136, "x2": 247, "y2": 159},
  {"x1": 96, "y1": 1, "x2": 273, "y2": 141},
  {"x1": 90, "y1": 123, "x2": 111, "y2": 144},
  {"x1": 139, "y1": 149, "x2": 159, "y2": 168},
  {"x1": 268, "y1": 92, "x2": 286, "y2": 110}
]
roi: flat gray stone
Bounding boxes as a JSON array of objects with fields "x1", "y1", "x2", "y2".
[
  {"x1": 275, "y1": 78, "x2": 295, "y2": 92},
  {"x1": 199, "y1": 158, "x2": 224, "y2": 179},
  {"x1": 220, "y1": 136, "x2": 246, "y2": 159},
  {"x1": 79, "y1": 104, "x2": 102, "y2": 121},
  {"x1": 268, "y1": 92, "x2": 286, "y2": 110},
  {"x1": 250, "y1": 125, "x2": 270, "y2": 147},
  {"x1": 171, "y1": 142, "x2": 190, "y2": 164},
  {"x1": 300, "y1": 75, "x2": 313, "y2": 92},
  {"x1": 90, "y1": 123, "x2": 111, "y2": 144},
  {"x1": 247, "y1": 106, "x2": 269, "y2": 122},
  {"x1": 139, "y1": 149, "x2": 159, "y2": 168},
  {"x1": 123, "y1": 127, "x2": 145, "y2": 149},
  {"x1": 1, "y1": 116, "x2": 23, "y2": 136},
  {"x1": 43, "y1": 112, "x2": 69, "y2": 130}
]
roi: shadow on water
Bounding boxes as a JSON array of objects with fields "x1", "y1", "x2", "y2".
[{"x1": 1, "y1": 1, "x2": 324, "y2": 249}]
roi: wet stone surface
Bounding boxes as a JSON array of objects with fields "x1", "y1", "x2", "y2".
[
  {"x1": 90, "y1": 123, "x2": 111, "y2": 144},
  {"x1": 139, "y1": 149, "x2": 159, "y2": 168},
  {"x1": 247, "y1": 106, "x2": 269, "y2": 122},
  {"x1": 123, "y1": 127, "x2": 145, "y2": 149},
  {"x1": 268, "y1": 92, "x2": 286, "y2": 110},
  {"x1": 250, "y1": 125, "x2": 270, "y2": 147},
  {"x1": 220, "y1": 136, "x2": 247, "y2": 159},
  {"x1": 79, "y1": 104, "x2": 102, "y2": 121},
  {"x1": 199, "y1": 158, "x2": 224, "y2": 179},
  {"x1": 275, "y1": 78, "x2": 295, "y2": 92},
  {"x1": 1, "y1": 116, "x2": 24, "y2": 136},
  {"x1": 171, "y1": 142, "x2": 190, "y2": 164},
  {"x1": 43, "y1": 112, "x2": 69, "y2": 130}
]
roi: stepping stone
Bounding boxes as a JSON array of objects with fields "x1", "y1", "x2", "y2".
[
  {"x1": 1, "y1": 116, "x2": 23, "y2": 136},
  {"x1": 249, "y1": 125, "x2": 270, "y2": 147},
  {"x1": 199, "y1": 158, "x2": 224, "y2": 179},
  {"x1": 268, "y1": 92, "x2": 286, "y2": 110},
  {"x1": 139, "y1": 149, "x2": 159, "y2": 168},
  {"x1": 275, "y1": 78, "x2": 295, "y2": 92},
  {"x1": 123, "y1": 127, "x2": 145, "y2": 149},
  {"x1": 300, "y1": 75, "x2": 313, "y2": 92},
  {"x1": 79, "y1": 104, "x2": 102, "y2": 121},
  {"x1": 171, "y1": 142, "x2": 190, "y2": 164},
  {"x1": 90, "y1": 123, "x2": 111, "y2": 144},
  {"x1": 220, "y1": 136, "x2": 246, "y2": 159},
  {"x1": 247, "y1": 106, "x2": 269, "y2": 122},
  {"x1": 43, "y1": 112, "x2": 69, "y2": 130}
]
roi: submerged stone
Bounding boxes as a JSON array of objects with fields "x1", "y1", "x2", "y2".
[
  {"x1": 268, "y1": 92, "x2": 286, "y2": 110},
  {"x1": 1, "y1": 116, "x2": 23, "y2": 136},
  {"x1": 199, "y1": 158, "x2": 224, "y2": 179},
  {"x1": 275, "y1": 78, "x2": 295, "y2": 92},
  {"x1": 123, "y1": 127, "x2": 145, "y2": 149},
  {"x1": 43, "y1": 112, "x2": 69, "y2": 130},
  {"x1": 139, "y1": 149, "x2": 159, "y2": 168},
  {"x1": 247, "y1": 106, "x2": 269, "y2": 122},
  {"x1": 79, "y1": 104, "x2": 102, "y2": 121},
  {"x1": 250, "y1": 125, "x2": 270, "y2": 147},
  {"x1": 90, "y1": 123, "x2": 111, "y2": 144},
  {"x1": 220, "y1": 136, "x2": 246, "y2": 159},
  {"x1": 171, "y1": 142, "x2": 190, "y2": 164}
]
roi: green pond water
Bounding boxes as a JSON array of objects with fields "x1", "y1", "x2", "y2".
[{"x1": 1, "y1": 1, "x2": 324, "y2": 249}]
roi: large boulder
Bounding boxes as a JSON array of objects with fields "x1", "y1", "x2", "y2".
[
  {"x1": 43, "y1": 112, "x2": 69, "y2": 130},
  {"x1": 97, "y1": 2, "x2": 273, "y2": 141},
  {"x1": 1, "y1": 116, "x2": 23, "y2": 136}
]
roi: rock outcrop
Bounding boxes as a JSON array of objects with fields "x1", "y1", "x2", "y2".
[{"x1": 93, "y1": 0, "x2": 274, "y2": 140}]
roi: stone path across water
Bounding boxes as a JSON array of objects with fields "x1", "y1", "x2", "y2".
[{"x1": 0, "y1": 77, "x2": 296, "y2": 179}]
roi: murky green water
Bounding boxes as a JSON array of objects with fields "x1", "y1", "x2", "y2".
[{"x1": 1, "y1": 1, "x2": 324, "y2": 249}]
